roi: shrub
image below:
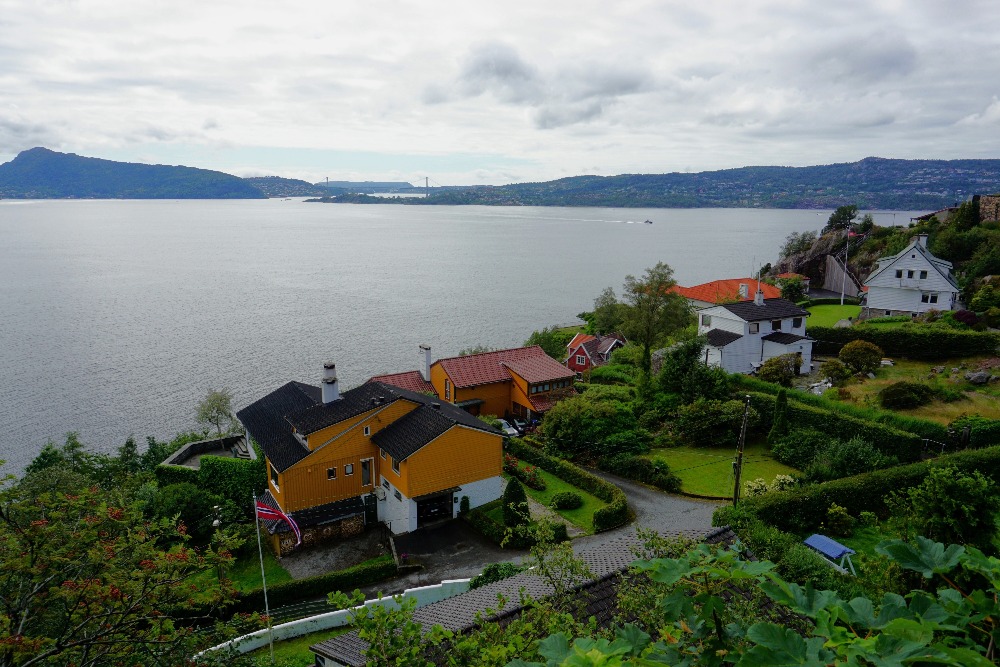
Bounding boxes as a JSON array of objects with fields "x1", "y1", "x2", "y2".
[
  {"x1": 469, "y1": 562, "x2": 522, "y2": 589},
  {"x1": 656, "y1": 337, "x2": 732, "y2": 403},
  {"x1": 804, "y1": 436, "x2": 899, "y2": 483},
  {"x1": 459, "y1": 495, "x2": 470, "y2": 515},
  {"x1": 598, "y1": 454, "x2": 681, "y2": 493},
  {"x1": 839, "y1": 339, "x2": 883, "y2": 375},
  {"x1": 589, "y1": 364, "x2": 638, "y2": 385},
  {"x1": 879, "y1": 381, "x2": 934, "y2": 409},
  {"x1": 767, "y1": 389, "x2": 789, "y2": 443},
  {"x1": 769, "y1": 474, "x2": 796, "y2": 492},
  {"x1": 540, "y1": 393, "x2": 638, "y2": 458},
  {"x1": 770, "y1": 428, "x2": 829, "y2": 469},
  {"x1": 757, "y1": 354, "x2": 799, "y2": 387},
  {"x1": 744, "y1": 478, "x2": 769, "y2": 498},
  {"x1": 949, "y1": 414, "x2": 1000, "y2": 448},
  {"x1": 819, "y1": 358, "x2": 852, "y2": 385},
  {"x1": 199, "y1": 455, "x2": 266, "y2": 507},
  {"x1": 601, "y1": 429, "x2": 652, "y2": 456},
  {"x1": 674, "y1": 399, "x2": 759, "y2": 447},
  {"x1": 952, "y1": 309, "x2": 979, "y2": 327},
  {"x1": 550, "y1": 492, "x2": 583, "y2": 510},
  {"x1": 502, "y1": 478, "x2": 530, "y2": 528},
  {"x1": 823, "y1": 503, "x2": 855, "y2": 537},
  {"x1": 463, "y1": 500, "x2": 568, "y2": 549},
  {"x1": 858, "y1": 511, "x2": 878, "y2": 528}
]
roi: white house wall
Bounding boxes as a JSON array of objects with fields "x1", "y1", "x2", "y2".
[
  {"x1": 457, "y1": 476, "x2": 503, "y2": 517},
  {"x1": 719, "y1": 336, "x2": 764, "y2": 374},
  {"x1": 866, "y1": 245, "x2": 959, "y2": 313},
  {"x1": 377, "y1": 476, "x2": 418, "y2": 534}
]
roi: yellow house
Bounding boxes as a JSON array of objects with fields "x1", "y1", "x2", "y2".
[
  {"x1": 237, "y1": 364, "x2": 504, "y2": 541},
  {"x1": 429, "y1": 346, "x2": 575, "y2": 421}
]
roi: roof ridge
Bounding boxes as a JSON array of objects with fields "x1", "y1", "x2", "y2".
[{"x1": 437, "y1": 345, "x2": 544, "y2": 364}]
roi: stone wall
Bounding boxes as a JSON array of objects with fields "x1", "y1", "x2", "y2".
[{"x1": 980, "y1": 194, "x2": 1000, "y2": 223}]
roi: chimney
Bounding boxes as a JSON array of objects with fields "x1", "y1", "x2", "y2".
[
  {"x1": 738, "y1": 283, "x2": 748, "y2": 299},
  {"x1": 431, "y1": 402, "x2": 441, "y2": 410},
  {"x1": 419, "y1": 344, "x2": 431, "y2": 381},
  {"x1": 322, "y1": 362, "x2": 340, "y2": 403},
  {"x1": 754, "y1": 289, "x2": 765, "y2": 306},
  {"x1": 916, "y1": 233, "x2": 928, "y2": 248}
]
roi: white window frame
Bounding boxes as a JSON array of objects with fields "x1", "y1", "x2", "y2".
[
  {"x1": 364, "y1": 425, "x2": 370, "y2": 436},
  {"x1": 345, "y1": 463, "x2": 354, "y2": 476},
  {"x1": 748, "y1": 322, "x2": 759, "y2": 334},
  {"x1": 576, "y1": 354, "x2": 586, "y2": 365},
  {"x1": 327, "y1": 467, "x2": 337, "y2": 480},
  {"x1": 270, "y1": 464, "x2": 280, "y2": 491},
  {"x1": 701, "y1": 314, "x2": 712, "y2": 327},
  {"x1": 444, "y1": 379, "x2": 451, "y2": 400},
  {"x1": 392, "y1": 457, "x2": 400, "y2": 473},
  {"x1": 360, "y1": 458, "x2": 373, "y2": 486}
]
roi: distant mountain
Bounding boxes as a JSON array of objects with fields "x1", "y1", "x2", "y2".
[
  {"x1": 0, "y1": 148, "x2": 266, "y2": 199},
  {"x1": 312, "y1": 157, "x2": 1000, "y2": 209},
  {"x1": 242, "y1": 176, "x2": 326, "y2": 197}
]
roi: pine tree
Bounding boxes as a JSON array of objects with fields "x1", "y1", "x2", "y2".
[
  {"x1": 768, "y1": 389, "x2": 789, "y2": 444},
  {"x1": 502, "y1": 478, "x2": 530, "y2": 528}
]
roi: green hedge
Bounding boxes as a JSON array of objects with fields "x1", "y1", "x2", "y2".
[
  {"x1": 808, "y1": 325, "x2": 1000, "y2": 359},
  {"x1": 713, "y1": 446, "x2": 1000, "y2": 533},
  {"x1": 732, "y1": 375, "x2": 948, "y2": 442},
  {"x1": 155, "y1": 464, "x2": 200, "y2": 487},
  {"x1": 804, "y1": 297, "x2": 860, "y2": 306},
  {"x1": 950, "y1": 415, "x2": 1000, "y2": 449},
  {"x1": 462, "y1": 500, "x2": 568, "y2": 549},
  {"x1": 506, "y1": 440, "x2": 631, "y2": 532},
  {"x1": 232, "y1": 555, "x2": 398, "y2": 613},
  {"x1": 597, "y1": 454, "x2": 681, "y2": 493},
  {"x1": 200, "y1": 455, "x2": 266, "y2": 506},
  {"x1": 746, "y1": 392, "x2": 924, "y2": 462}
]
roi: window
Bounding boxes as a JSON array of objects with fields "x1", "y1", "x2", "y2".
[
  {"x1": 327, "y1": 467, "x2": 337, "y2": 480},
  {"x1": 345, "y1": 463, "x2": 354, "y2": 476},
  {"x1": 444, "y1": 379, "x2": 451, "y2": 400},
  {"x1": 771, "y1": 320, "x2": 782, "y2": 331},
  {"x1": 530, "y1": 385, "x2": 538, "y2": 394},
  {"x1": 792, "y1": 317, "x2": 802, "y2": 328},
  {"x1": 270, "y1": 464, "x2": 280, "y2": 490},
  {"x1": 576, "y1": 355, "x2": 586, "y2": 365},
  {"x1": 919, "y1": 270, "x2": 927, "y2": 279},
  {"x1": 701, "y1": 314, "x2": 712, "y2": 327},
  {"x1": 907, "y1": 270, "x2": 914, "y2": 278},
  {"x1": 748, "y1": 322, "x2": 759, "y2": 334},
  {"x1": 361, "y1": 458, "x2": 372, "y2": 486},
  {"x1": 382, "y1": 478, "x2": 390, "y2": 489},
  {"x1": 363, "y1": 426, "x2": 370, "y2": 436},
  {"x1": 380, "y1": 448, "x2": 386, "y2": 459},
  {"x1": 921, "y1": 293, "x2": 939, "y2": 304},
  {"x1": 543, "y1": 383, "x2": 550, "y2": 391},
  {"x1": 394, "y1": 490, "x2": 402, "y2": 501},
  {"x1": 895, "y1": 269, "x2": 903, "y2": 278},
  {"x1": 392, "y1": 457, "x2": 400, "y2": 473},
  {"x1": 885, "y1": 310, "x2": 892, "y2": 316}
]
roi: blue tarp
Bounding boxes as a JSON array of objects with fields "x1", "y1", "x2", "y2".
[{"x1": 804, "y1": 534, "x2": 855, "y2": 560}]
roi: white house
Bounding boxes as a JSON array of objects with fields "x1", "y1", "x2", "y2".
[
  {"x1": 863, "y1": 234, "x2": 961, "y2": 317},
  {"x1": 698, "y1": 292, "x2": 813, "y2": 374}
]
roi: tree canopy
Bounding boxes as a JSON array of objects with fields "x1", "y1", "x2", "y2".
[{"x1": 620, "y1": 262, "x2": 691, "y2": 372}]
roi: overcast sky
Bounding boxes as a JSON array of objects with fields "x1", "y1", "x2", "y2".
[{"x1": 2, "y1": 0, "x2": 999, "y2": 185}]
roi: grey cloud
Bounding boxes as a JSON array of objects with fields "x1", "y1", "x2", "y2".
[
  {"x1": 458, "y1": 43, "x2": 541, "y2": 103},
  {"x1": 534, "y1": 100, "x2": 605, "y2": 129},
  {"x1": 0, "y1": 114, "x2": 62, "y2": 152},
  {"x1": 802, "y1": 35, "x2": 918, "y2": 85}
]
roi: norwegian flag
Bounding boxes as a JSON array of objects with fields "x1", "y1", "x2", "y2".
[{"x1": 255, "y1": 500, "x2": 301, "y2": 547}]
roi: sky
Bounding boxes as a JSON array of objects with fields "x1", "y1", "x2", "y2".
[{"x1": 1, "y1": 0, "x2": 999, "y2": 186}]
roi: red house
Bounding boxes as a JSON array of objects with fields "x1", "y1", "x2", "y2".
[{"x1": 566, "y1": 333, "x2": 627, "y2": 377}]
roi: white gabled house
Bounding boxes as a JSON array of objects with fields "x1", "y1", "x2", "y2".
[
  {"x1": 862, "y1": 234, "x2": 961, "y2": 317},
  {"x1": 698, "y1": 292, "x2": 813, "y2": 375}
]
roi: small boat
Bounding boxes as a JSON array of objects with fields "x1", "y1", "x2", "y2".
[{"x1": 643, "y1": 219, "x2": 653, "y2": 224}]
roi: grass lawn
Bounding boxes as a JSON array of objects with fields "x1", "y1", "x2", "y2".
[
  {"x1": 510, "y1": 467, "x2": 608, "y2": 534},
  {"x1": 192, "y1": 547, "x2": 292, "y2": 592},
  {"x1": 246, "y1": 627, "x2": 349, "y2": 666},
  {"x1": 645, "y1": 441, "x2": 798, "y2": 498},
  {"x1": 830, "y1": 355, "x2": 1000, "y2": 424},
  {"x1": 806, "y1": 304, "x2": 862, "y2": 327}
]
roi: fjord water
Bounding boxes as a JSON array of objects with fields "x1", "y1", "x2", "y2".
[{"x1": 0, "y1": 199, "x2": 915, "y2": 474}]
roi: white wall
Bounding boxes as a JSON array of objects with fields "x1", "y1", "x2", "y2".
[
  {"x1": 377, "y1": 476, "x2": 418, "y2": 534},
  {"x1": 455, "y1": 476, "x2": 502, "y2": 516}
]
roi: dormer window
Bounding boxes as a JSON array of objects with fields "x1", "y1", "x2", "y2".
[
  {"x1": 701, "y1": 314, "x2": 712, "y2": 327},
  {"x1": 771, "y1": 320, "x2": 782, "y2": 331},
  {"x1": 748, "y1": 322, "x2": 759, "y2": 334}
]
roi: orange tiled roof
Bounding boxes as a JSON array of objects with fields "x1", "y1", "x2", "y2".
[
  {"x1": 367, "y1": 370, "x2": 436, "y2": 395},
  {"x1": 567, "y1": 333, "x2": 595, "y2": 350},
  {"x1": 671, "y1": 278, "x2": 781, "y2": 305},
  {"x1": 527, "y1": 393, "x2": 563, "y2": 413},
  {"x1": 436, "y1": 346, "x2": 572, "y2": 388},
  {"x1": 502, "y1": 356, "x2": 575, "y2": 384}
]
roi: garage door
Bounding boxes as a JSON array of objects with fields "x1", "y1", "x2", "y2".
[{"x1": 416, "y1": 492, "x2": 453, "y2": 527}]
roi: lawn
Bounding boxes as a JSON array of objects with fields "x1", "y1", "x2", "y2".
[
  {"x1": 192, "y1": 547, "x2": 292, "y2": 592},
  {"x1": 645, "y1": 441, "x2": 799, "y2": 498},
  {"x1": 829, "y1": 355, "x2": 1000, "y2": 424},
  {"x1": 246, "y1": 627, "x2": 350, "y2": 666},
  {"x1": 510, "y1": 467, "x2": 608, "y2": 534},
  {"x1": 806, "y1": 304, "x2": 862, "y2": 327}
]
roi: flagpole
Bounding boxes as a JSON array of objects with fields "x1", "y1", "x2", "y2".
[{"x1": 254, "y1": 492, "x2": 276, "y2": 666}]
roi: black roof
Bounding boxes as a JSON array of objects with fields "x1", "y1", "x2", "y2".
[
  {"x1": 761, "y1": 332, "x2": 811, "y2": 345},
  {"x1": 257, "y1": 489, "x2": 365, "y2": 533},
  {"x1": 311, "y1": 527, "x2": 738, "y2": 666},
  {"x1": 705, "y1": 329, "x2": 743, "y2": 347},
  {"x1": 720, "y1": 298, "x2": 809, "y2": 322},
  {"x1": 238, "y1": 380, "x2": 501, "y2": 472},
  {"x1": 235, "y1": 381, "x2": 318, "y2": 472}
]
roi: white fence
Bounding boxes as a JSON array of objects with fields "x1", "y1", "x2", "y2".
[{"x1": 199, "y1": 578, "x2": 471, "y2": 657}]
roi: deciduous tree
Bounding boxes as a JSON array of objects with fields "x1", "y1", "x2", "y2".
[
  {"x1": 197, "y1": 388, "x2": 236, "y2": 437},
  {"x1": 620, "y1": 262, "x2": 690, "y2": 372}
]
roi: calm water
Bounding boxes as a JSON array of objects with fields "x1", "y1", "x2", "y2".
[{"x1": 0, "y1": 200, "x2": 922, "y2": 474}]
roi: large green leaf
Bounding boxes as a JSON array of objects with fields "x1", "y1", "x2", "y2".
[
  {"x1": 738, "y1": 623, "x2": 831, "y2": 666},
  {"x1": 876, "y1": 537, "x2": 964, "y2": 578},
  {"x1": 760, "y1": 578, "x2": 840, "y2": 616}
]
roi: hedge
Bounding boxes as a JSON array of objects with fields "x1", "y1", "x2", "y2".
[
  {"x1": 231, "y1": 555, "x2": 398, "y2": 613},
  {"x1": 803, "y1": 297, "x2": 860, "y2": 306},
  {"x1": 506, "y1": 439, "x2": 631, "y2": 532},
  {"x1": 745, "y1": 391, "x2": 924, "y2": 463},
  {"x1": 713, "y1": 446, "x2": 1000, "y2": 534},
  {"x1": 732, "y1": 375, "x2": 949, "y2": 442},
  {"x1": 808, "y1": 325, "x2": 1000, "y2": 359},
  {"x1": 597, "y1": 454, "x2": 681, "y2": 493},
  {"x1": 950, "y1": 415, "x2": 1000, "y2": 449},
  {"x1": 155, "y1": 464, "x2": 200, "y2": 487},
  {"x1": 462, "y1": 499, "x2": 568, "y2": 549},
  {"x1": 200, "y1": 455, "x2": 267, "y2": 506}
]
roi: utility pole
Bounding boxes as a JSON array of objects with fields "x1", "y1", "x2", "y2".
[
  {"x1": 732, "y1": 395, "x2": 752, "y2": 506},
  {"x1": 840, "y1": 221, "x2": 851, "y2": 306}
]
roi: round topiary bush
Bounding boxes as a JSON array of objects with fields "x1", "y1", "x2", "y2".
[
  {"x1": 879, "y1": 381, "x2": 934, "y2": 409},
  {"x1": 550, "y1": 491, "x2": 584, "y2": 510},
  {"x1": 838, "y1": 339, "x2": 884, "y2": 375}
]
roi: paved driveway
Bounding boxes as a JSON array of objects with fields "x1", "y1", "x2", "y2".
[{"x1": 371, "y1": 471, "x2": 723, "y2": 595}]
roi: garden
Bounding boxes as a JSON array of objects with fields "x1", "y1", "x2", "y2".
[{"x1": 805, "y1": 303, "x2": 861, "y2": 327}]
